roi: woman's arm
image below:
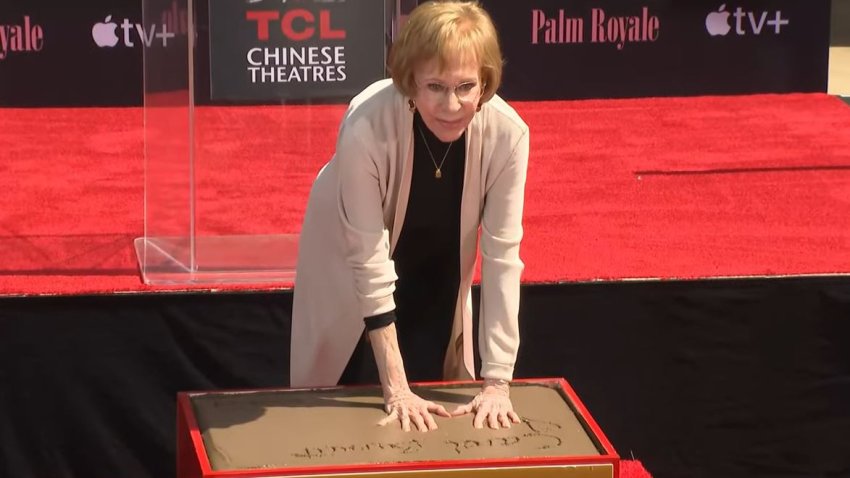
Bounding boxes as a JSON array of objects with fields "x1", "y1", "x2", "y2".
[
  {"x1": 336, "y1": 127, "x2": 398, "y2": 319},
  {"x1": 369, "y1": 323, "x2": 409, "y2": 400},
  {"x1": 453, "y1": 126, "x2": 530, "y2": 429},
  {"x1": 478, "y1": 128, "x2": 530, "y2": 381},
  {"x1": 334, "y1": 108, "x2": 452, "y2": 431},
  {"x1": 369, "y1": 323, "x2": 451, "y2": 431}
]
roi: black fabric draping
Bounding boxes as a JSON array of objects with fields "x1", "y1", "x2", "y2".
[
  {"x1": 1, "y1": 278, "x2": 850, "y2": 478},
  {"x1": 0, "y1": 292, "x2": 290, "y2": 478}
]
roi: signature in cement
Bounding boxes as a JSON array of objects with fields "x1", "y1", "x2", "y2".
[
  {"x1": 292, "y1": 439, "x2": 423, "y2": 459},
  {"x1": 444, "y1": 417, "x2": 563, "y2": 454},
  {"x1": 290, "y1": 417, "x2": 563, "y2": 459}
]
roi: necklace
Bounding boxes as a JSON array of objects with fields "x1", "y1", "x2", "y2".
[{"x1": 416, "y1": 125, "x2": 453, "y2": 179}]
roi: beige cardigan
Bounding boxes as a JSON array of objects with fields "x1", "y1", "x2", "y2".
[{"x1": 290, "y1": 79, "x2": 529, "y2": 388}]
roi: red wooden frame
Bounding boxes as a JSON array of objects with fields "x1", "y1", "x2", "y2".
[{"x1": 176, "y1": 378, "x2": 619, "y2": 478}]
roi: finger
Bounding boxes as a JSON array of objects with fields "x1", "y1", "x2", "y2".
[
  {"x1": 423, "y1": 410, "x2": 439, "y2": 431},
  {"x1": 498, "y1": 412, "x2": 512, "y2": 429},
  {"x1": 488, "y1": 410, "x2": 500, "y2": 429},
  {"x1": 451, "y1": 403, "x2": 474, "y2": 417},
  {"x1": 508, "y1": 410, "x2": 521, "y2": 423},
  {"x1": 473, "y1": 408, "x2": 486, "y2": 429},
  {"x1": 428, "y1": 402, "x2": 451, "y2": 417},
  {"x1": 411, "y1": 411, "x2": 428, "y2": 432},
  {"x1": 401, "y1": 407, "x2": 411, "y2": 432},
  {"x1": 378, "y1": 409, "x2": 399, "y2": 427}
]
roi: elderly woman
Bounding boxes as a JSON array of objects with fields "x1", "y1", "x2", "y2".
[{"x1": 291, "y1": 0, "x2": 529, "y2": 432}]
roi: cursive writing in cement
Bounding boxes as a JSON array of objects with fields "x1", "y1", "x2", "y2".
[
  {"x1": 445, "y1": 417, "x2": 563, "y2": 454},
  {"x1": 290, "y1": 417, "x2": 564, "y2": 459},
  {"x1": 292, "y1": 439, "x2": 423, "y2": 459}
]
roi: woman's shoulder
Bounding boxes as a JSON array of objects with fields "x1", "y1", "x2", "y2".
[
  {"x1": 336, "y1": 79, "x2": 407, "y2": 148},
  {"x1": 345, "y1": 79, "x2": 402, "y2": 122},
  {"x1": 480, "y1": 95, "x2": 529, "y2": 139}
]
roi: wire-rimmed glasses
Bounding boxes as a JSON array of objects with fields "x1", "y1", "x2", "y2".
[{"x1": 416, "y1": 80, "x2": 484, "y2": 103}]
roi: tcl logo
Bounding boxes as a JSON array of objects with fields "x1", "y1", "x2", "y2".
[{"x1": 246, "y1": 9, "x2": 346, "y2": 41}]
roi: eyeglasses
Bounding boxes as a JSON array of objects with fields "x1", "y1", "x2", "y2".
[{"x1": 416, "y1": 80, "x2": 484, "y2": 103}]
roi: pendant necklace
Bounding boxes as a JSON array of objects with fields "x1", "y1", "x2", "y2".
[{"x1": 417, "y1": 125, "x2": 453, "y2": 179}]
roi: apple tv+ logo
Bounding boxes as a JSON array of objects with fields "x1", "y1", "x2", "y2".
[
  {"x1": 91, "y1": 14, "x2": 177, "y2": 48},
  {"x1": 705, "y1": 4, "x2": 789, "y2": 37}
]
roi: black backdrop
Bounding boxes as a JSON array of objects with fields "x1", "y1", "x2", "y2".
[
  {"x1": 0, "y1": 0, "x2": 831, "y2": 106},
  {"x1": 1, "y1": 1, "x2": 145, "y2": 107},
  {"x1": 1, "y1": 279, "x2": 849, "y2": 478},
  {"x1": 483, "y1": 0, "x2": 830, "y2": 100}
]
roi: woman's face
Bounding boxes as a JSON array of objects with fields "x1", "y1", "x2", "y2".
[{"x1": 412, "y1": 56, "x2": 483, "y2": 143}]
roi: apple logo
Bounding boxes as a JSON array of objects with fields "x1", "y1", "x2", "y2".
[
  {"x1": 705, "y1": 4, "x2": 732, "y2": 36},
  {"x1": 92, "y1": 15, "x2": 119, "y2": 47}
]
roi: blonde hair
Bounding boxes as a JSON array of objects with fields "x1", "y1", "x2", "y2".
[{"x1": 389, "y1": 1, "x2": 503, "y2": 104}]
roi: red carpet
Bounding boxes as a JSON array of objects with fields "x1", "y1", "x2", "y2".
[
  {"x1": 621, "y1": 460, "x2": 653, "y2": 478},
  {"x1": 1, "y1": 93, "x2": 850, "y2": 296}
]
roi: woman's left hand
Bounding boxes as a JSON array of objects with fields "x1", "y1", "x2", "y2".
[{"x1": 451, "y1": 379, "x2": 521, "y2": 429}]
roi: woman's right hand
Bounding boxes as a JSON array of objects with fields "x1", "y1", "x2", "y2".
[
  {"x1": 378, "y1": 389, "x2": 451, "y2": 432},
  {"x1": 367, "y1": 322, "x2": 449, "y2": 431}
]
